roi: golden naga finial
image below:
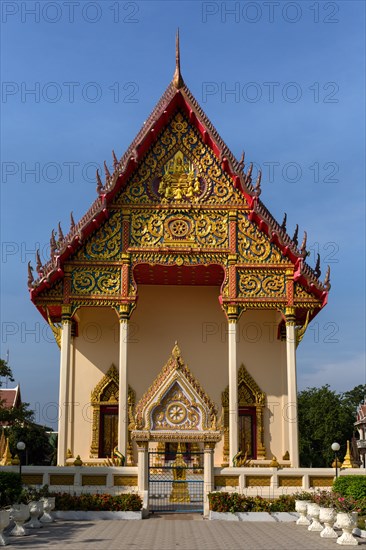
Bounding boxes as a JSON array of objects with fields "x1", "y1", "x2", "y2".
[
  {"x1": 173, "y1": 29, "x2": 184, "y2": 89},
  {"x1": 296, "y1": 309, "x2": 312, "y2": 348},
  {"x1": 46, "y1": 307, "x2": 62, "y2": 349},
  {"x1": 172, "y1": 341, "x2": 181, "y2": 359}
]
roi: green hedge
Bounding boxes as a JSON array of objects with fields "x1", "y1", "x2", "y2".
[
  {"x1": 333, "y1": 476, "x2": 366, "y2": 501},
  {"x1": 208, "y1": 492, "x2": 295, "y2": 513},
  {"x1": 0, "y1": 472, "x2": 23, "y2": 507},
  {"x1": 53, "y1": 492, "x2": 142, "y2": 511}
]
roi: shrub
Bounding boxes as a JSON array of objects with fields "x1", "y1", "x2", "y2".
[
  {"x1": 0, "y1": 472, "x2": 22, "y2": 507},
  {"x1": 333, "y1": 476, "x2": 366, "y2": 501},
  {"x1": 293, "y1": 491, "x2": 314, "y2": 501},
  {"x1": 53, "y1": 492, "x2": 142, "y2": 512},
  {"x1": 271, "y1": 494, "x2": 296, "y2": 512},
  {"x1": 208, "y1": 492, "x2": 296, "y2": 513}
]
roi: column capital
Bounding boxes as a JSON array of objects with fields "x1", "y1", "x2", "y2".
[
  {"x1": 285, "y1": 306, "x2": 296, "y2": 325},
  {"x1": 116, "y1": 302, "x2": 134, "y2": 322},
  {"x1": 204, "y1": 441, "x2": 216, "y2": 451},
  {"x1": 136, "y1": 441, "x2": 148, "y2": 451},
  {"x1": 223, "y1": 303, "x2": 240, "y2": 323},
  {"x1": 61, "y1": 305, "x2": 72, "y2": 323}
]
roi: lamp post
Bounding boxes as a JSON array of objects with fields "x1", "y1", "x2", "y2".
[
  {"x1": 16, "y1": 441, "x2": 26, "y2": 480},
  {"x1": 331, "y1": 442, "x2": 340, "y2": 478}
]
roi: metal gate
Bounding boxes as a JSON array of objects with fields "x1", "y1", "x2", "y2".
[{"x1": 148, "y1": 451, "x2": 204, "y2": 513}]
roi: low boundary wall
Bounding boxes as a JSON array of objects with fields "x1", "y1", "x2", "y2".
[{"x1": 1, "y1": 465, "x2": 364, "y2": 498}]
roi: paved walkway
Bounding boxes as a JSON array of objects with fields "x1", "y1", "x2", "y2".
[{"x1": 4, "y1": 516, "x2": 366, "y2": 550}]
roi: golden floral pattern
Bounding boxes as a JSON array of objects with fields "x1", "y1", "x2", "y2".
[
  {"x1": 237, "y1": 270, "x2": 286, "y2": 298},
  {"x1": 77, "y1": 211, "x2": 122, "y2": 260},
  {"x1": 237, "y1": 213, "x2": 289, "y2": 264},
  {"x1": 72, "y1": 267, "x2": 120, "y2": 295},
  {"x1": 130, "y1": 210, "x2": 228, "y2": 248}
]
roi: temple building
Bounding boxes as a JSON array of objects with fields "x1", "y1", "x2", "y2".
[{"x1": 28, "y1": 37, "x2": 330, "y2": 474}]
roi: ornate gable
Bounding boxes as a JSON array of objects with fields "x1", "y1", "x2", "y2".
[
  {"x1": 132, "y1": 343, "x2": 221, "y2": 442},
  {"x1": 118, "y1": 111, "x2": 246, "y2": 208},
  {"x1": 29, "y1": 39, "x2": 330, "y2": 328}
]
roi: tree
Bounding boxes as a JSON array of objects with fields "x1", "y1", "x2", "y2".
[
  {"x1": 298, "y1": 384, "x2": 362, "y2": 467},
  {"x1": 342, "y1": 385, "x2": 366, "y2": 417},
  {"x1": 0, "y1": 357, "x2": 53, "y2": 465},
  {"x1": 0, "y1": 358, "x2": 14, "y2": 383},
  {"x1": 0, "y1": 358, "x2": 34, "y2": 425},
  {"x1": 8, "y1": 423, "x2": 53, "y2": 466}
]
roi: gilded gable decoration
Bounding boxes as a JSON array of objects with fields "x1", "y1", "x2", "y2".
[
  {"x1": 29, "y1": 46, "x2": 329, "y2": 335},
  {"x1": 237, "y1": 269, "x2": 286, "y2": 299},
  {"x1": 294, "y1": 283, "x2": 322, "y2": 308},
  {"x1": 71, "y1": 267, "x2": 120, "y2": 295},
  {"x1": 237, "y1": 213, "x2": 290, "y2": 265},
  {"x1": 119, "y1": 112, "x2": 247, "y2": 207},
  {"x1": 130, "y1": 210, "x2": 229, "y2": 249},
  {"x1": 76, "y1": 211, "x2": 122, "y2": 261},
  {"x1": 132, "y1": 343, "x2": 221, "y2": 443},
  {"x1": 158, "y1": 150, "x2": 202, "y2": 202}
]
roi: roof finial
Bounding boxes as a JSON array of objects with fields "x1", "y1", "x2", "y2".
[
  {"x1": 36, "y1": 249, "x2": 43, "y2": 274},
  {"x1": 314, "y1": 253, "x2": 321, "y2": 278},
  {"x1": 27, "y1": 261, "x2": 34, "y2": 287},
  {"x1": 324, "y1": 265, "x2": 331, "y2": 290},
  {"x1": 173, "y1": 29, "x2": 184, "y2": 89},
  {"x1": 254, "y1": 170, "x2": 262, "y2": 196},
  {"x1": 238, "y1": 151, "x2": 245, "y2": 172},
  {"x1": 300, "y1": 231, "x2": 307, "y2": 257},
  {"x1": 281, "y1": 213, "x2": 287, "y2": 232},
  {"x1": 96, "y1": 169, "x2": 103, "y2": 194},
  {"x1": 292, "y1": 224, "x2": 299, "y2": 246}
]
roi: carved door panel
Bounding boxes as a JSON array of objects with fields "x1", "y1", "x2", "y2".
[
  {"x1": 238, "y1": 407, "x2": 257, "y2": 459},
  {"x1": 99, "y1": 405, "x2": 118, "y2": 458}
]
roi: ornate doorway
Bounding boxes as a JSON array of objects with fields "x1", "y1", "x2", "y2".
[{"x1": 132, "y1": 344, "x2": 221, "y2": 514}]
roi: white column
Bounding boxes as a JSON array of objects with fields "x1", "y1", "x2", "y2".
[
  {"x1": 118, "y1": 319, "x2": 128, "y2": 458},
  {"x1": 228, "y1": 321, "x2": 238, "y2": 464},
  {"x1": 285, "y1": 308, "x2": 299, "y2": 468},
  {"x1": 57, "y1": 314, "x2": 71, "y2": 466},
  {"x1": 137, "y1": 442, "x2": 149, "y2": 492},
  {"x1": 67, "y1": 337, "x2": 75, "y2": 456},
  {"x1": 204, "y1": 442, "x2": 215, "y2": 517}
]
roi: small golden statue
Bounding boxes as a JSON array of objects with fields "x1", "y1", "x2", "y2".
[
  {"x1": 169, "y1": 443, "x2": 190, "y2": 503},
  {"x1": 158, "y1": 151, "x2": 200, "y2": 202}
]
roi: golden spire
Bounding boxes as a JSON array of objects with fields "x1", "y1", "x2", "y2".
[{"x1": 173, "y1": 29, "x2": 184, "y2": 89}]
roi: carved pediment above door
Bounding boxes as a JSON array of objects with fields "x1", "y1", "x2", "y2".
[{"x1": 132, "y1": 343, "x2": 221, "y2": 443}]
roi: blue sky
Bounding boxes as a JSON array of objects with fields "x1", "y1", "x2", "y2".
[{"x1": 1, "y1": 0, "x2": 365, "y2": 428}]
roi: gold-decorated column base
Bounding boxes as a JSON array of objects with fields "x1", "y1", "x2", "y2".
[{"x1": 169, "y1": 481, "x2": 191, "y2": 503}]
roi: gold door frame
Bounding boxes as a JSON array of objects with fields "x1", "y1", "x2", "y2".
[
  {"x1": 221, "y1": 364, "x2": 266, "y2": 466},
  {"x1": 90, "y1": 364, "x2": 135, "y2": 462}
]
